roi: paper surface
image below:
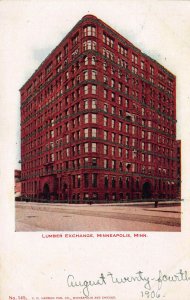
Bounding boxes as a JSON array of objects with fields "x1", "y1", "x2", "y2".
[{"x1": 1, "y1": 0, "x2": 190, "y2": 299}]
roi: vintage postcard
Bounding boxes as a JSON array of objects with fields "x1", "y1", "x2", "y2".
[{"x1": 0, "y1": 0, "x2": 190, "y2": 299}]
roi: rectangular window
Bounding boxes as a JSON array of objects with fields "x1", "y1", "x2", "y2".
[
  {"x1": 50, "y1": 142, "x2": 54, "y2": 149},
  {"x1": 92, "y1": 157, "x2": 97, "y2": 166},
  {"x1": 92, "y1": 173, "x2": 98, "y2": 187},
  {"x1": 111, "y1": 92, "x2": 115, "y2": 101},
  {"x1": 132, "y1": 150, "x2": 136, "y2": 159},
  {"x1": 84, "y1": 26, "x2": 96, "y2": 37},
  {"x1": 84, "y1": 128, "x2": 88, "y2": 138},
  {"x1": 84, "y1": 157, "x2": 89, "y2": 166},
  {"x1": 104, "y1": 116, "x2": 108, "y2": 126},
  {"x1": 104, "y1": 131, "x2": 108, "y2": 140},
  {"x1": 92, "y1": 113, "x2": 97, "y2": 123},
  {"x1": 92, "y1": 99, "x2": 97, "y2": 109},
  {"x1": 84, "y1": 142, "x2": 89, "y2": 153},
  {"x1": 104, "y1": 159, "x2": 108, "y2": 169},
  {"x1": 84, "y1": 114, "x2": 89, "y2": 123},
  {"x1": 119, "y1": 177, "x2": 123, "y2": 188},
  {"x1": 77, "y1": 175, "x2": 81, "y2": 188},
  {"x1": 84, "y1": 99, "x2": 88, "y2": 109},
  {"x1": 141, "y1": 61, "x2": 144, "y2": 70},
  {"x1": 103, "y1": 33, "x2": 114, "y2": 48},
  {"x1": 104, "y1": 144, "x2": 108, "y2": 155},
  {"x1": 104, "y1": 104, "x2": 108, "y2": 112},
  {"x1": 92, "y1": 85, "x2": 97, "y2": 94},
  {"x1": 83, "y1": 40, "x2": 97, "y2": 50},
  {"x1": 118, "y1": 96, "x2": 122, "y2": 105},
  {"x1": 111, "y1": 79, "x2": 115, "y2": 87},
  {"x1": 118, "y1": 148, "x2": 122, "y2": 157},
  {"x1": 132, "y1": 53, "x2": 138, "y2": 64},
  {"x1": 104, "y1": 89, "x2": 107, "y2": 99},
  {"x1": 119, "y1": 134, "x2": 122, "y2": 143},
  {"x1": 72, "y1": 33, "x2": 79, "y2": 46},
  {"x1": 92, "y1": 128, "x2": 97, "y2": 137},
  {"x1": 104, "y1": 175, "x2": 109, "y2": 187},
  {"x1": 84, "y1": 70, "x2": 88, "y2": 80},
  {"x1": 132, "y1": 66, "x2": 138, "y2": 74},
  {"x1": 111, "y1": 146, "x2": 115, "y2": 156},
  {"x1": 77, "y1": 144, "x2": 80, "y2": 154},
  {"x1": 92, "y1": 142, "x2": 97, "y2": 152},
  {"x1": 84, "y1": 173, "x2": 89, "y2": 188},
  {"x1": 92, "y1": 70, "x2": 97, "y2": 80},
  {"x1": 112, "y1": 160, "x2": 116, "y2": 169},
  {"x1": 84, "y1": 85, "x2": 88, "y2": 94},
  {"x1": 111, "y1": 106, "x2": 115, "y2": 114},
  {"x1": 150, "y1": 65, "x2": 154, "y2": 75},
  {"x1": 50, "y1": 130, "x2": 54, "y2": 138},
  {"x1": 112, "y1": 176, "x2": 116, "y2": 187}
]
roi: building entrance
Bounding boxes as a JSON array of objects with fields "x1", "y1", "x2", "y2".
[
  {"x1": 142, "y1": 182, "x2": 152, "y2": 199},
  {"x1": 43, "y1": 183, "x2": 50, "y2": 200}
]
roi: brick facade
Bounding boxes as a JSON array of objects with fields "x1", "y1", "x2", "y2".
[{"x1": 20, "y1": 15, "x2": 179, "y2": 202}]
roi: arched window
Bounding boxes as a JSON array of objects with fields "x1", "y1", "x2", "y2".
[
  {"x1": 84, "y1": 56, "x2": 88, "y2": 65},
  {"x1": 92, "y1": 56, "x2": 96, "y2": 65}
]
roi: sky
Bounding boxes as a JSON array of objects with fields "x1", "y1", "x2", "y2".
[{"x1": 0, "y1": 0, "x2": 190, "y2": 196}]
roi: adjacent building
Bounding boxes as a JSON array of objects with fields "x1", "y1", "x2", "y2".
[
  {"x1": 20, "y1": 15, "x2": 179, "y2": 202},
  {"x1": 15, "y1": 169, "x2": 21, "y2": 197},
  {"x1": 176, "y1": 140, "x2": 181, "y2": 199}
]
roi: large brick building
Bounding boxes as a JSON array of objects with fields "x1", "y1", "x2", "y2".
[{"x1": 20, "y1": 14, "x2": 179, "y2": 202}]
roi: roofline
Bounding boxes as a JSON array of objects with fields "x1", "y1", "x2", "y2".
[{"x1": 20, "y1": 14, "x2": 175, "y2": 91}]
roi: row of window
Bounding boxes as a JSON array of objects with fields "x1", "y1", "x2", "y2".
[
  {"x1": 46, "y1": 127, "x2": 155, "y2": 143},
  {"x1": 22, "y1": 142, "x2": 177, "y2": 168},
  {"x1": 22, "y1": 159, "x2": 176, "y2": 180},
  {"x1": 23, "y1": 74, "x2": 176, "y2": 119},
  {"x1": 22, "y1": 149, "x2": 176, "y2": 173},
  {"x1": 25, "y1": 45, "x2": 174, "y2": 97},
  {"x1": 23, "y1": 104, "x2": 175, "y2": 141}
]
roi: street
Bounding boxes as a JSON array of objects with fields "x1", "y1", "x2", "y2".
[{"x1": 15, "y1": 202, "x2": 181, "y2": 232}]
